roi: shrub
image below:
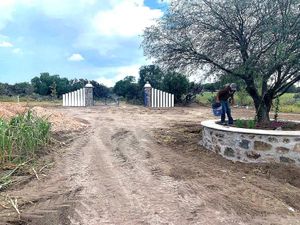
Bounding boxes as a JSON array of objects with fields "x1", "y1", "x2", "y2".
[{"x1": 0, "y1": 111, "x2": 50, "y2": 164}]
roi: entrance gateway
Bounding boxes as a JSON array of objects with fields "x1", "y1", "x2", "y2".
[
  {"x1": 62, "y1": 83, "x2": 94, "y2": 107},
  {"x1": 144, "y1": 82, "x2": 175, "y2": 108}
]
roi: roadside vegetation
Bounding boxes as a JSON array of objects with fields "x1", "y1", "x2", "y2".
[{"x1": 0, "y1": 110, "x2": 51, "y2": 190}]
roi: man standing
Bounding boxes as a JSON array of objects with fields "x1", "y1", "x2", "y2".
[{"x1": 216, "y1": 83, "x2": 237, "y2": 125}]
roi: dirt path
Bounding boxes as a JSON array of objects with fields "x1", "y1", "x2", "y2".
[{"x1": 1, "y1": 105, "x2": 300, "y2": 225}]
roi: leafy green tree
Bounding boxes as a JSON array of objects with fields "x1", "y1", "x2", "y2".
[
  {"x1": 56, "y1": 78, "x2": 71, "y2": 96},
  {"x1": 113, "y1": 76, "x2": 140, "y2": 100},
  {"x1": 90, "y1": 80, "x2": 111, "y2": 98},
  {"x1": 12, "y1": 82, "x2": 34, "y2": 96},
  {"x1": 138, "y1": 65, "x2": 164, "y2": 90},
  {"x1": 31, "y1": 73, "x2": 57, "y2": 96},
  {"x1": 184, "y1": 82, "x2": 203, "y2": 104},
  {"x1": 50, "y1": 81, "x2": 57, "y2": 98},
  {"x1": 162, "y1": 72, "x2": 190, "y2": 103},
  {"x1": 0, "y1": 83, "x2": 13, "y2": 96},
  {"x1": 202, "y1": 83, "x2": 218, "y2": 93},
  {"x1": 143, "y1": 0, "x2": 300, "y2": 122}
]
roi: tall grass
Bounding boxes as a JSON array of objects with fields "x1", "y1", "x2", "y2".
[{"x1": 0, "y1": 111, "x2": 51, "y2": 164}]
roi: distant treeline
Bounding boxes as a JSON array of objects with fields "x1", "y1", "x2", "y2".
[
  {"x1": 0, "y1": 72, "x2": 110, "y2": 99},
  {"x1": 1, "y1": 66, "x2": 299, "y2": 104},
  {"x1": 0, "y1": 66, "x2": 201, "y2": 104}
]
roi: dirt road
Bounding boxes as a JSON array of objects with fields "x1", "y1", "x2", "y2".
[{"x1": 1, "y1": 105, "x2": 300, "y2": 225}]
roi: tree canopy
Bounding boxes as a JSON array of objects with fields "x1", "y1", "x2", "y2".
[{"x1": 143, "y1": 0, "x2": 300, "y2": 122}]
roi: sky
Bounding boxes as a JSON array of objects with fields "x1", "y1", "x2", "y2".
[{"x1": 0, "y1": 0, "x2": 170, "y2": 87}]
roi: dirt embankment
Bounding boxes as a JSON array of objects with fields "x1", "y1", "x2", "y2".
[
  {"x1": 0, "y1": 103, "x2": 88, "y2": 133},
  {"x1": 0, "y1": 104, "x2": 299, "y2": 225}
]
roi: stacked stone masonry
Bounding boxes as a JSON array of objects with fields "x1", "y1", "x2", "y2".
[{"x1": 201, "y1": 120, "x2": 300, "y2": 166}]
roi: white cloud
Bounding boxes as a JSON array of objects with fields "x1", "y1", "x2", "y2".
[
  {"x1": 12, "y1": 48, "x2": 22, "y2": 54},
  {"x1": 0, "y1": 0, "x2": 37, "y2": 30},
  {"x1": 96, "y1": 64, "x2": 141, "y2": 87},
  {"x1": 0, "y1": 41, "x2": 13, "y2": 47},
  {"x1": 92, "y1": 1, "x2": 163, "y2": 37},
  {"x1": 68, "y1": 53, "x2": 84, "y2": 61}
]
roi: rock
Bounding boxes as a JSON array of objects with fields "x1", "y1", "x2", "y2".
[
  {"x1": 215, "y1": 133, "x2": 224, "y2": 138},
  {"x1": 214, "y1": 145, "x2": 221, "y2": 153},
  {"x1": 239, "y1": 139, "x2": 250, "y2": 149},
  {"x1": 254, "y1": 141, "x2": 272, "y2": 151},
  {"x1": 268, "y1": 137, "x2": 278, "y2": 143},
  {"x1": 283, "y1": 138, "x2": 290, "y2": 144},
  {"x1": 224, "y1": 147, "x2": 235, "y2": 157},
  {"x1": 293, "y1": 143, "x2": 300, "y2": 152},
  {"x1": 276, "y1": 147, "x2": 290, "y2": 154},
  {"x1": 280, "y1": 156, "x2": 295, "y2": 164},
  {"x1": 248, "y1": 135, "x2": 255, "y2": 139},
  {"x1": 246, "y1": 151, "x2": 261, "y2": 159}
]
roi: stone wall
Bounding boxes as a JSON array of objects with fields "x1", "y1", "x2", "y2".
[
  {"x1": 201, "y1": 120, "x2": 300, "y2": 166},
  {"x1": 85, "y1": 87, "x2": 94, "y2": 107}
]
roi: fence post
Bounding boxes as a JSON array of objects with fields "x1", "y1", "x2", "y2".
[
  {"x1": 77, "y1": 90, "x2": 80, "y2": 106},
  {"x1": 74, "y1": 91, "x2": 78, "y2": 107},
  {"x1": 144, "y1": 82, "x2": 152, "y2": 107},
  {"x1": 166, "y1": 92, "x2": 169, "y2": 107},
  {"x1": 82, "y1": 88, "x2": 86, "y2": 106},
  {"x1": 151, "y1": 88, "x2": 154, "y2": 107},
  {"x1": 78, "y1": 89, "x2": 82, "y2": 106},
  {"x1": 66, "y1": 94, "x2": 68, "y2": 106},
  {"x1": 85, "y1": 82, "x2": 94, "y2": 106},
  {"x1": 69, "y1": 93, "x2": 72, "y2": 106}
]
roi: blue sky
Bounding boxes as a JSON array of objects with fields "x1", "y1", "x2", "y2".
[{"x1": 0, "y1": 0, "x2": 169, "y2": 86}]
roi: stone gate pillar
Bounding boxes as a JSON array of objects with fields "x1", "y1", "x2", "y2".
[
  {"x1": 85, "y1": 82, "x2": 94, "y2": 106},
  {"x1": 144, "y1": 81, "x2": 152, "y2": 107}
]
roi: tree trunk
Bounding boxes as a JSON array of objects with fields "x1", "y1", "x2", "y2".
[
  {"x1": 245, "y1": 80, "x2": 272, "y2": 123},
  {"x1": 251, "y1": 94, "x2": 273, "y2": 123},
  {"x1": 255, "y1": 101, "x2": 270, "y2": 123}
]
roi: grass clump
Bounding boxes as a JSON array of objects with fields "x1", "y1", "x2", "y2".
[
  {"x1": 235, "y1": 119, "x2": 256, "y2": 129},
  {"x1": 0, "y1": 110, "x2": 51, "y2": 164}
]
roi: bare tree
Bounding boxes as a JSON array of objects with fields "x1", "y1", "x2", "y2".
[{"x1": 142, "y1": 0, "x2": 300, "y2": 122}]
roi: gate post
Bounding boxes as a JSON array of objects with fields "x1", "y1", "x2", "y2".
[
  {"x1": 144, "y1": 81, "x2": 152, "y2": 107},
  {"x1": 84, "y1": 82, "x2": 94, "y2": 106}
]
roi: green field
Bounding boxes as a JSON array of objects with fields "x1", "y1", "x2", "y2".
[
  {"x1": 196, "y1": 92, "x2": 300, "y2": 113},
  {"x1": 0, "y1": 95, "x2": 62, "y2": 107}
]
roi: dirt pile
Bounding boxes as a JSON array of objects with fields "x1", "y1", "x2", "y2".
[
  {"x1": 32, "y1": 106, "x2": 88, "y2": 133},
  {"x1": 0, "y1": 103, "x2": 88, "y2": 133},
  {"x1": 0, "y1": 102, "x2": 27, "y2": 119}
]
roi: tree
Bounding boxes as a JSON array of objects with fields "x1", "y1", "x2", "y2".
[
  {"x1": 90, "y1": 80, "x2": 111, "y2": 99},
  {"x1": 12, "y1": 82, "x2": 34, "y2": 96},
  {"x1": 143, "y1": 0, "x2": 300, "y2": 122},
  {"x1": 113, "y1": 76, "x2": 140, "y2": 100},
  {"x1": 50, "y1": 81, "x2": 57, "y2": 98},
  {"x1": 138, "y1": 65, "x2": 164, "y2": 90},
  {"x1": 162, "y1": 71, "x2": 190, "y2": 102},
  {"x1": 184, "y1": 81, "x2": 203, "y2": 104},
  {"x1": 31, "y1": 73, "x2": 57, "y2": 96}
]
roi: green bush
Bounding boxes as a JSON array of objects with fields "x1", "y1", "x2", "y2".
[
  {"x1": 0, "y1": 111, "x2": 50, "y2": 164},
  {"x1": 234, "y1": 119, "x2": 256, "y2": 129}
]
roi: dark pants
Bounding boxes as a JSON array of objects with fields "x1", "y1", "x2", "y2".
[{"x1": 221, "y1": 100, "x2": 233, "y2": 124}]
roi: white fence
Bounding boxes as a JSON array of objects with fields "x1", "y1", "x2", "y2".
[
  {"x1": 151, "y1": 88, "x2": 174, "y2": 108},
  {"x1": 62, "y1": 88, "x2": 85, "y2": 107}
]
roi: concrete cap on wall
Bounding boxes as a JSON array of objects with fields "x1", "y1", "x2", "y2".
[
  {"x1": 144, "y1": 81, "x2": 151, "y2": 88},
  {"x1": 85, "y1": 82, "x2": 93, "y2": 88}
]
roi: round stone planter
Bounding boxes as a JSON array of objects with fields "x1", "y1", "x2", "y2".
[{"x1": 201, "y1": 120, "x2": 300, "y2": 166}]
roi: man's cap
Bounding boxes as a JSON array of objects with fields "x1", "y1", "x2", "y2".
[{"x1": 230, "y1": 83, "x2": 237, "y2": 91}]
